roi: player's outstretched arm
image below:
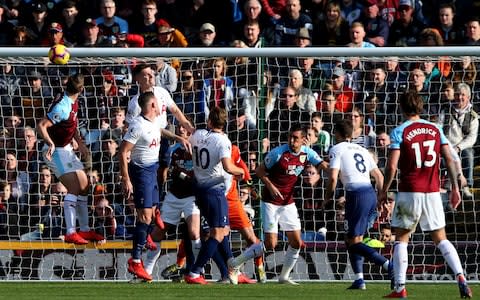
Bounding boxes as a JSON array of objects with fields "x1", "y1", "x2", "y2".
[
  {"x1": 221, "y1": 157, "x2": 244, "y2": 179},
  {"x1": 169, "y1": 103, "x2": 195, "y2": 134},
  {"x1": 370, "y1": 167, "x2": 384, "y2": 194}
]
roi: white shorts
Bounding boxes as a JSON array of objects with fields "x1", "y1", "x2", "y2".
[
  {"x1": 160, "y1": 192, "x2": 200, "y2": 226},
  {"x1": 261, "y1": 201, "x2": 301, "y2": 233},
  {"x1": 391, "y1": 192, "x2": 446, "y2": 232},
  {"x1": 42, "y1": 144, "x2": 84, "y2": 178}
]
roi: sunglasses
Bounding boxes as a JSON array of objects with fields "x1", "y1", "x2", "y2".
[{"x1": 283, "y1": 94, "x2": 296, "y2": 98}]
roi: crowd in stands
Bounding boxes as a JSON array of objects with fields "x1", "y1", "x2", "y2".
[{"x1": 0, "y1": 0, "x2": 479, "y2": 246}]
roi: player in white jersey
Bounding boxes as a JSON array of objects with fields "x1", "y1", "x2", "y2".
[
  {"x1": 326, "y1": 119, "x2": 392, "y2": 290},
  {"x1": 120, "y1": 91, "x2": 189, "y2": 282},
  {"x1": 184, "y1": 107, "x2": 245, "y2": 285}
]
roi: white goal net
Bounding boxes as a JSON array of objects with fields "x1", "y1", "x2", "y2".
[{"x1": 0, "y1": 48, "x2": 478, "y2": 282}]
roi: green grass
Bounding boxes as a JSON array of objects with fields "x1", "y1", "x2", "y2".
[{"x1": 0, "y1": 282, "x2": 477, "y2": 300}]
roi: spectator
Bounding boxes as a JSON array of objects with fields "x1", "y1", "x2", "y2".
[
  {"x1": 242, "y1": 20, "x2": 263, "y2": 47},
  {"x1": 0, "y1": 2, "x2": 13, "y2": 46},
  {"x1": 173, "y1": 70, "x2": 206, "y2": 127},
  {"x1": 379, "y1": 224, "x2": 395, "y2": 244},
  {"x1": 432, "y1": 3, "x2": 463, "y2": 45},
  {"x1": 294, "y1": 27, "x2": 311, "y2": 47},
  {"x1": 260, "y1": 0, "x2": 286, "y2": 24},
  {"x1": 0, "y1": 63, "x2": 21, "y2": 107},
  {"x1": 24, "y1": 165, "x2": 62, "y2": 240},
  {"x1": 15, "y1": 70, "x2": 53, "y2": 127},
  {"x1": 152, "y1": 18, "x2": 188, "y2": 48},
  {"x1": 190, "y1": 23, "x2": 218, "y2": 47},
  {"x1": 131, "y1": 0, "x2": 159, "y2": 47},
  {"x1": 93, "y1": 132, "x2": 120, "y2": 191},
  {"x1": 93, "y1": 196, "x2": 116, "y2": 239},
  {"x1": 58, "y1": 0, "x2": 82, "y2": 47},
  {"x1": 350, "y1": 105, "x2": 376, "y2": 148},
  {"x1": 0, "y1": 180, "x2": 10, "y2": 239},
  {"x1": 408, "y1": 68, "x2": 436, "y2": 115},
  {"x1": 298, "y1": 57, "x2": 323, "y2": 93},
  {"x1": 23, "y1": 2, "x2": 49, "y2": 46},
  {"x1": 201, "y1": 57, "x2": 235, "y2": 117},
  {"x1": 155, "y1": 59, "x2": 178, "y2": 94},
  {"x1": 319, "y1": 84, "x2": 343, "y2": 133},
  {"x1": 313, "y1": 1, "x2": 350, "y2": 46},
  {"x1": 227, "y1": 108, "x2": 258, "y2": 155},
  {"x1": 79, "y1": 18, "x2": 101, "y2": 47},
  {"x1": 17, "y1": 126, "x2": 41, "y2": 183},
  {"x1": 347, "y1": 22, "x2": 376, "y2": 48},
  {"x1": 364, "y1": 65, "x2": 390, "y2": 116},
  {"x1": 294, "y1": 163, "x2": 326, "y2": 241},
  {"x1": 331, "y1": 67, "x2": 355, "y2": 113},
  {"x1": 385, "y1": 56, "x2": 408, "y2": 91},
  {"x1": 344, "y1": 56, "x2": 366, "y2": 92},
  {"x1": 266, "y1": 86, "x2": 310, "y2": 148},
  {"x1": 0, "y1": 151, "x2": 29, "y2": 217},
  {"x1": 438, "y1": 83, "x2": 479, "y2": 198},
  {"x1": 311, "y1": 111, "x2": 331, "y2": 156},
  {"x1": 388, "y1": 0, "x2": 425, "y2": 46},
  {"x1": 463, "y1": 17, "x2": 480, "y2": 45},
  {"x1": 95, "y1": 0, "x2": 129, "y2": 46},
  {"x1": 41, "y1": 22, "x2": 65, "y2": 47},
  {"x1": 360, "y1": 0, "x2": 389, "y2": 47},
  {"x1": 375, "y1": 127, "x2": 391, "y2": 170},
  {"x1": 340, "y1": 0, "x2": 362, "y2": 25},
  {"x1": 12, "y1": 25, "x2": 34, "y2": 46},
  {"x1": 452, "y1": 56, "x2": 477, "y2": 88},
  {"x1": 288, "y1": 69, "x2": 316, "y2": 113},
  {"x1": 273, "y1": 0, "x2": 312, "y2": 46},
  {"x1": 377, "y1": 0, "x2": 400, "y2": 26}
]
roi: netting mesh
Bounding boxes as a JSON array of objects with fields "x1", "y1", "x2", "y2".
[{"x1": 0, "y1": 54, "x2": 478, "y2": 281}]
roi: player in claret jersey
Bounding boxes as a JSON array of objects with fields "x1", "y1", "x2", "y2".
[
  {"x1": 380, "y1": 91, "x2": 472, "y2": 299},
  {"x1": 37, "y1": 73, "x2": 105, "y2": 245},
  {"x1": 255, "y1": 124, "x2": 328, "y2": 284}
]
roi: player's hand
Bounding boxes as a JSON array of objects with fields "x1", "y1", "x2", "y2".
[
  {"x1": 45, "y1": 144, "x2": 55, "y2": 161},
  {"x1": 178, "y1": 136, "x2": 192, "y2": 155},
  {"x1": 449, "y1": 187, "x2": 462, "y2": 210},
  {"x1": 268, "y1": 184, "x2": 284, "y2": 201},
  {"x1": 121, "y1": 178, "x2": 133, "y2": 199},
  {"x1": 378, "y1": 190, "x2": 388, "y2": 205}
]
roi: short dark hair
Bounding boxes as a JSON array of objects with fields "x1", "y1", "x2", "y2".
[
  {"x1": 399, "y1": 90, "x2": 423, "y2": 116},
  {"x1": 334, "y1": 119, "x2": 353, "y2": 139},
  {"x1": 132, "y1": 63, "x2": 152, "y2": 79},
  {"x1": 289, "y1": 123, "x2": 306, "y2": 137},
  {"x1": 208, "y1": 106, "x2": 227, "y2": 129},
  {"x1": 138, "y1": 91, "x2": 155, "y2": 110}
]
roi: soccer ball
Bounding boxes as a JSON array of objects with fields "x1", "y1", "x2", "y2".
[{"x1": 48, "y1": 44, "x2": 70, "y2": 65}]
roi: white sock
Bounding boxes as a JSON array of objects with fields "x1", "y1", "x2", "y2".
[
  {"x1": 382, "y1": 260, "x2": 390, "y2": 271},
  {"x1": 191, "y1": 239, "x2": 202, "y2": 262},
  {"x1": 279, "y1": 246, "x2": 299, "y2": 280},
  {"x1": 63, "y1": 194, "x2": 77, "y2": 234},
  {"x1": 354, "y1": 273, "x2": 364, "y2": 280},
  {"x1": 77, "y1": 195, "x2": 90, "y2": 232},
  {"x1": 144, "y1": 242, "x2": 162, "y2": 275},
  {"x1": 233, "y1": 242, "x2": 264, "y2": 267},
  {"x1": 393, "y1": 242, "x2": 408, "y2": 293},
  {"x1": 438, "y1": 240, "x2": 464, "y2": 277}
]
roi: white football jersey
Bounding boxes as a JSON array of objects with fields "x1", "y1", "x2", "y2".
[
  {"x1": 126, "y1": 86, "x2": 174, "y2": 128},
  {"x1": 189, "y1": 129, "x2": 232, "y2": 188},
  {"x1": 123, "y1": 115, "x2": 162, "y2": 167},
  {"x1": 329, "y1": 141, "x2": 377, "y2": 191}
]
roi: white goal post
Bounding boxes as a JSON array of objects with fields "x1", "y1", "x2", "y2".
[{"x1": 0, "y1": 47, "x2": 478, "y2": 282}]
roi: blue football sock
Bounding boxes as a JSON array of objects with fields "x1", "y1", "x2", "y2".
[
  {"x1": 350, "y1": 242, "x2": 388, "y2": 266},
  {"x1": 217, "y1": 235, "x2": 233, "y2": 261},
  {"x1": 348, "y1": 249, "x2": 364, "y2": 274},
  {"x1": 132, "y1": 222, "x2": 149, "y2": 260},
  {"x1": 212, "y1": 249, "x2": 228, "y2": 279},
  {"x1": 191, "y1": 238, "x2": 219, "y2": 275}
]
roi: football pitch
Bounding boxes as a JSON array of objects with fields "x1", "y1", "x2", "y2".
[{"x1": 0, "y1": 282, "x2": 476, "y2": 300}]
